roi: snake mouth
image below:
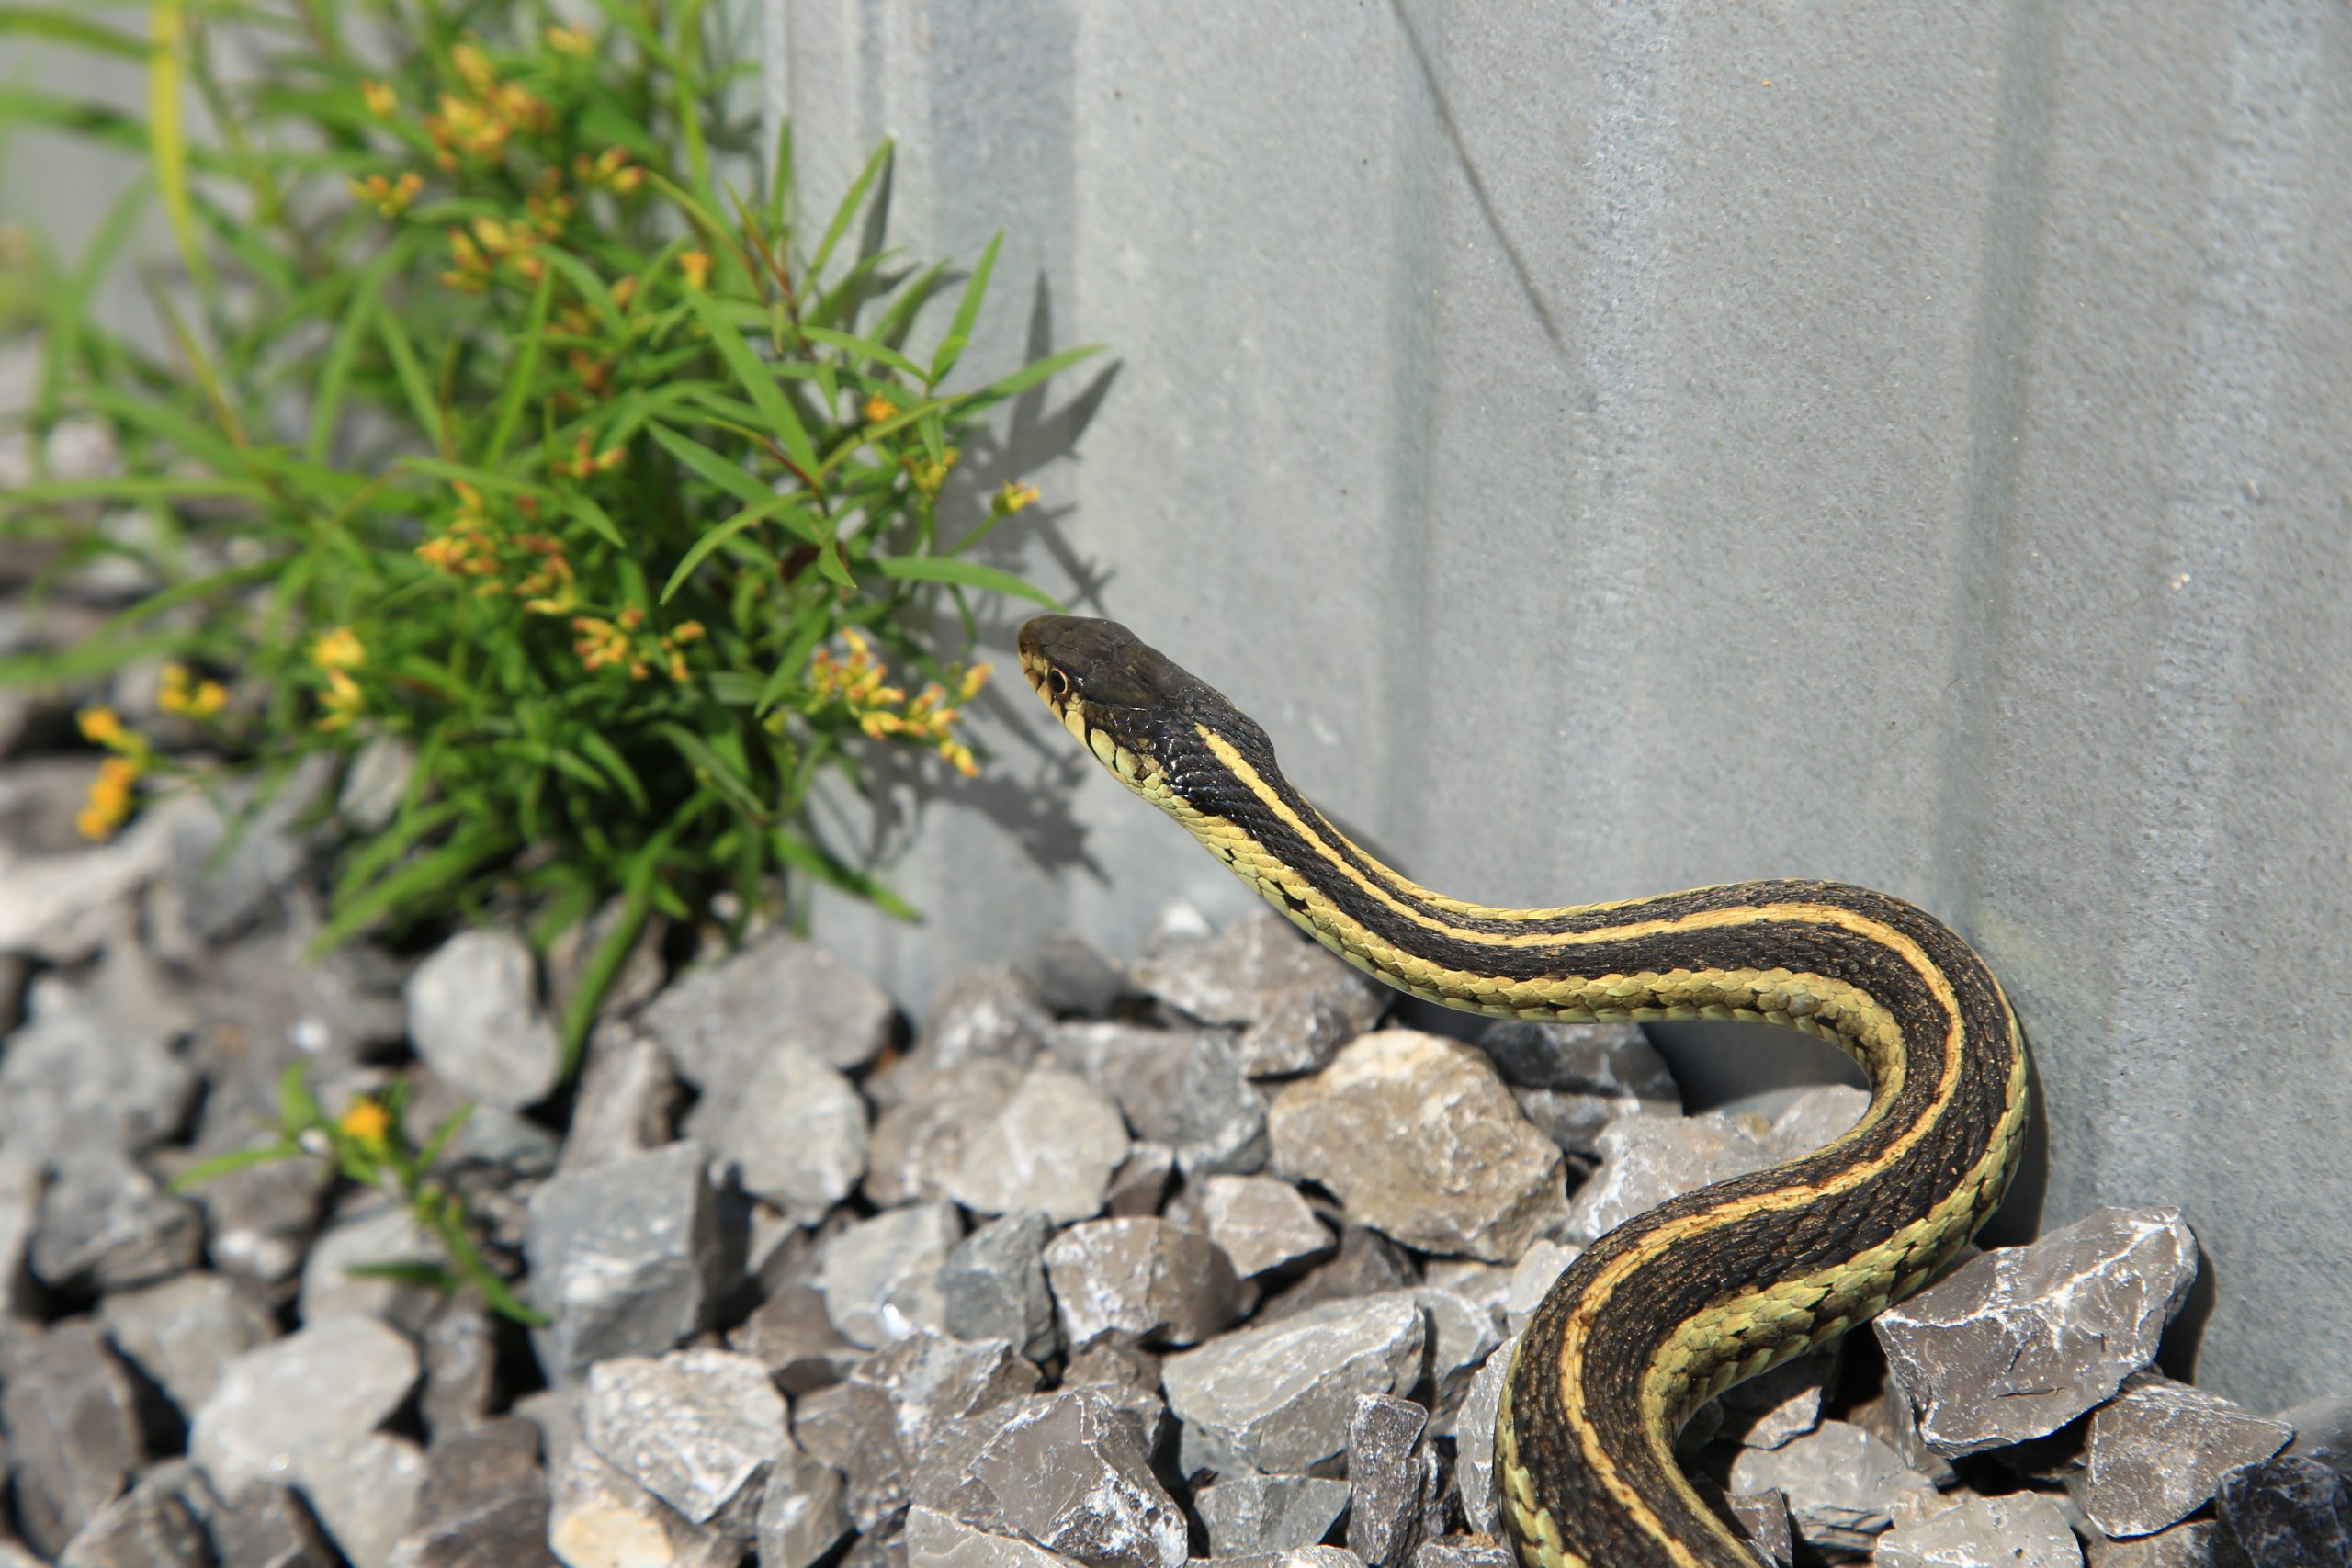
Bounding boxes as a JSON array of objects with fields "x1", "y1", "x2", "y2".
[{"x1": 1017, "y1": 615, "x2": 1170, "y2": 793}]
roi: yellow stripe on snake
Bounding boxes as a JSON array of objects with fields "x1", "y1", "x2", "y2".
[{"x1": 1017, "y1": 615, "x2": 2030, "y2": 1568}]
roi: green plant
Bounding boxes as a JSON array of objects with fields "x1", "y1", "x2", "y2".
[
  {"x1": 0, "y1": 2, "x2": 1100, "y2": 1066},
  {"x1": 173, "y1": 1064, "x2": 546, "y2": 1325}
]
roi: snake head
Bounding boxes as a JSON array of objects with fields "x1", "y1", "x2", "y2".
[{"x1": 1017, "y1": 614, "x2": 1271, "y2": 807}]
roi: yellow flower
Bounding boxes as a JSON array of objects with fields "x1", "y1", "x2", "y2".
[
  {"x1": 993, "y1": 481, "x2": 1041, "y2": 516},
  {"x1": 956, "y1": 663, "x2": 991, "y2": 701},
  {"x1": 316, "y1": 668, "x2": 364, "y2": 732},
  {"x1": 76, "y1": 755, "x2": 144, "y2": 840},
  {"x1": 337, "y1": 1097, "x2": 392, "y2": 1156},
  {"x1": 312, "y1": 626, "x2": 366, "y2": 671},
  {"x1": 678, "y1": 250, "x2": 712, "y2": 290},
  {"x1": 546, "y1": 22, "x2": 593, "y2": 55},
  {"x1": 348, "y1": 171, "x2": 423, "y2": 220},
  {"x1": 450, "y1": 44, "x2": 497, "y2": 96},
  {"x1": 76, "y1": 706, "x2": 127, "y2": 749},
  {"x1": 863, "y1": 394, "x2": 895, "y2": 423},
  {"x1": 361, "y1": 80, "x2": 398, "y2": 118},
  {"x1": 158, "y1": 663, "x2": 229, "y2": 719},
  {"x1": 906, "y1": 447, "x2": 959, "y2": 497}
]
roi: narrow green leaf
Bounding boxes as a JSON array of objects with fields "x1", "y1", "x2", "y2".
[
  {"x1": 647, "y1": 422, "x2": 775, "y2": 510},
  {"x1": 306, "y1": 249, "x2": 393, "y2": 459},
  {"x1": 413, "y1": 1103, "x2": 476, "y2": 1173},
  {"x1": 954, "y1": 343, "x2": 1108, "y2": 414},
  {"x1": 343, "y1": 1260, "x2": 460, "y2": 1290},
  {"x1": 559, "y1": 491, "x2": 627, "y2": 550},
  {"x1": 683, "y1": 289, "x2": 817, "y2": 475},
  {"x1": 659, "y1": 492, "x2": 809, "y2": 603},
  {"x1": 375, "y1": 307, "x2": 444, "y2": 454},
  {"x1": 311, "y1": 828, "x2": 517, "y2": 954},
  {"x1": 799, "y1": 324, "x2": 925, "y2": 383},
  {"x1": 148, "y1": 3, "x2": 212, "y2": 299},
  {"x1": 481, "y1": 265, "x2": 554, "y2": 468},
  {"x1": 0, "y1": 475, "x2": 263, "y2": 512},
  {"x1": 772, "y1": 829, "x2": 919, "y2": 921},
  {"x1": 808, "y1": 138, "x2": 891, "y2": 285},
  {"x1": 653, "y1": 722, "x2": 767, "y2": 818},
  {"x1": 166, "y1": 1141, "x2": 300, "y2": 1192},
  {"x1": 0, "y1": 627, "x2": 187, "y2": 686},
  {"x1": 929, "y1": 230, "x2": 1001, "y2": 385},
  {"x1": 0, "y1": 6, "x2": 147, "y2": 54},
  {"x1": 278, "y1": 1061, "x2": 324, "y2": 1134},
  {"x1": 535, "y1": 246, "x2": 629, "y2": 340},
  {"x1": 571, "y1": 729, "x2": 649, "y2": 814},
  {"x1": 871, "y1": 554, "x2": 1064, "y2": 611}
]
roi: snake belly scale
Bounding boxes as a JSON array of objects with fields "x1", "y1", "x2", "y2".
[{"x1": 1016, "y1": 615, "x2": 2030, "y2": 1568}]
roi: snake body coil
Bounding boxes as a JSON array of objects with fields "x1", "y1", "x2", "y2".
[{"x1": 1018, "y1": 615, "x2": 2030, "y2": 1568}]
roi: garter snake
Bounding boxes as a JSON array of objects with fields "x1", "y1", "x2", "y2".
[{"x1": 1016, "y1": 614, "x2": 2030, "y2": 1568}]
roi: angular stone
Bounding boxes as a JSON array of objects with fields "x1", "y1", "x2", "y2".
[
  {"x1": 2216, "y1": 1456, "x2": 2352, "y2": 1568},
  {"x1": 1565, "y1": 1086, "x2": 1868, "y2": 1245},
  {"x1": 1452, "y1": 1338, "x2": 1515, "y2": 1537},
  {"x1": 0, "y1": 784, "x2": 186, "y2": 964},
  {"x1": 197, "y1": 897, "x2": 410, "y2": 1070},
  {"x1": 2278, "y1": 1393, "x2": 2352, "y2": 1482},
  {"x1": 0, "y1": 968, "x2": 196, "y2": 1164},
  {"x1": 419, "y1": 1296, "x2": 500, "y2": 1444},
  {"x1": 1198, "y1": 1175, "x2": 1332, "y2": 1278},
  {"x1": 1211, "y1": 1548, "x2": 1368, "y2": 1568},
  {"x1": 1725, "y1": 1418, "x2": 1938, "y2": 1554},
  {"x1": 1711, "y1": 1341, "x2": 1838, "y2": 1451},
  {"x1": 821, "y1": 1201, "x2": 964, "y2": 1349},
  {"x1": 383, "y1": 1416, "x2": 559, "y2": 1568},
  {"x1": 212, "y1": 1482, "x2": 339, "y2": 1568},
  {"x1": 338, "y1": 734, "x2": 416, "y2": 832},
  {"x1": 0, "y1": 1149, "x2": 34, "y2": 1314},
  {"x1": 641, "y1": 928, "x2": 895, "y2": 1078},
  {"x1": 55, "y1": 1462, "x2": 211, "y2": 1568},
  {"x1": 758, "y1": 1445, "x2": 852, "y2": 1568},
  {"x1": 190, "y1": 1313, "x2": 420, "y2": 1498},
  {"x1": 0, "y1": 1319, "x2": 145, "y2": 1558},
  {"x1": 2071, "y1": 1372, "x2": 2291, "y2": 1538},
  {"x1": 907, "y1": 1505, "x2": 1086, "y2": 1568},
  {"x1": 544, "y1": 895, "x2": 669, "y2": 1029},
  {"x1": 1042, "y1": 1217, "x2": 1242, "y2": 1349},
  {"x1": 1260, "y1": 1227, "x2": 1419, "y2": 1325},
  {"x1": 1479, "y1": 1021, "x2": 1679, "y2": 1157},
  {"x1": 1875, "y1": 1207, "x2": 2199, "y2": 1459},
  {"x1": 1195, "y1": 1475, "x2": 1352, "y2": 1556},
  {"x1": 1875, "y1": 1492, "x2": 2084, "y2": 1568},
  {"x1": 941, "y1": 1211, "x2": 1059, "y2": 1363},
  {"x1": 854, "y1": 1329, "x2": 1044, "y2": 1456},
  {"x1": 1411, "y1": 1540, "x2": 1512, "y2": 1568},
  {"x1": 1345, "y1": 1394, "x2": 1434, "y2": 1568},
  {"x1": 921, "y1": 964, "x2": 1055, "y2": 1072},
  {"x1": 1031, "y1": 932, "x2": 1130, "y2": 1019},
  {"x1": 1411, "y1": 1274, "x2": 1507, "y2": 1437},
  {"x1": 1162, "y1": 1292, "x2": 1426, "y2": 1474},
  {"x1": 1726, "y1": 1489, "x2": 1793, "y2": 1568},
  {"x1": 157, "y1": 752, "x2": 334, "y2": 945},
  {"x1": 685, "y1": 1043, "x2": 867, "y2": 1223},
  {"x1": 1850, "y1": 1383, "x2": 1962, "y2": 1489},
  {"x1": 948, "y1": 1066, "x2": 1130, "y2": 1225},
  {"x1": 1104, "y1": 1143, "x2": 1175, "y2": 1218},
  {"x1": 582, "y1": 1349, "x2": 789, "y2": 1529},
  {"x1": 1270, "y1": 1031, "x2": 1566, "y2": 1262},
  {"x1": 298, "y1": 1430, "x2": 428, "y2": 1568},
  {"x1": 299, "y1": 1195, "x2": 446, "y2": 1335},
  {"x1": 794, "y1": 1378, "x2": 909, "y2": 1530},
  {"x1": 558, "y1": 1020, "x2": 678, "y2": 1175},
  {"x1": 1064, "y1": 1343, "x2": 1162, "y2": 1398},
  {"x1": 867, "y1": 1057, "x2": 1028, "y2": 1208},
  {"x1": 524, "y1": 1389, "x2": 740, "y2": 1568},
  {"x1": 2090, "y1": 1519, "x2": 2247, "y2": 1568},
  {"x1": 526, "y1": 1140, "x2": 722, "y2": 1384},
  {"x1": 915, "y1": 1386, "x2": 1187, "y2": 1568},
  {"x1": 97, "y1": 1270, "x2": 276, "y2": 1416},
  {"x1": 182, "y1": 1080, "x2": 329, "y2": 1288},
  {"x1": 1501, "y1": 1240, "x2": 1578, "y2": 1336},
  {"x1": 28, "y1": 1153, "x2": 199, "y2": 1292},
  {"x1": 1049, "y1": 1022, "x2": 1269, "y2": 1179},
  {"x1": 402, "y1": 930, "x2": 562, "y2": 1111},
  {"x1": 1130, "y1": 908, "x2": 1387, "y2": 1076},
  {"x1": 729, "y1": 1280, "x2": 864, "y2": 1395}
]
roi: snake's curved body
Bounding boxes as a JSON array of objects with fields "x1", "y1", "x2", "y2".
[{"x1": 1017, "y1": 615, "x2": 2030, "y2": 1568}]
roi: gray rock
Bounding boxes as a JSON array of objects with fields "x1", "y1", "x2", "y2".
[
  {"x1": 0, "y1": 782, "x2": 186, "y2": 964},
  {"x1": 189, "y1": 1313, "x2": 420, "y2": 1498},
  {"x1": 1049, "y1": 1022, "x2": 1270, "y2": 1179},
  {"x1": 921, "y1": 964, "x2": 1055, "y2": 1072},
  {"x1": 1042, "y1": 1217, "x2": 1242, "y2": 1349},
  {"x1": 288, "y1": 1431, "x2": 426, "y2": 1568},
  {"x1": 730, "y1": 1281, "x2": 865, "y2": 1395},
  {"x1": 1129, "y1": 908, "x2": 1387, "y2": 1076},
  {"x1": 916, "y1": 1386, "x2": 1188, "y2": 1568},
  {"x1": 157, "y1": 752, "x2": 333, "y2": 945},
  {"x1": 383, "y1": 1416, "x2": 559, "y2": 1568},
  {"x1": 1726, "y1": 1419, "x2": 1939, "y2": 1554},
  {"x1": 1260, "y1": 1228, "x2": 1419, "y2": 1325},
  {"x1": 854, "y1": 1329, "x2": 1044, "y2": 1455},
  {"x1": 29, "y1": 1153, "x2": 199, "y2": 1292},
  {"x1": 402, "y1": 929, "x2": 562, "y2": 1111},
  {"x1": 1162, "y1": 1292, "x2": 1426, "y2": 1474},
  {"x1": 1064, "y1": 1343, "x2": 1162, "y2": 1397},
  {"x1": 1345, "y1": 1394, "x2": 1435, "y2": 1568},
  {"x1": 1728, "y1": 1489, "x2": 1794, "y2": 1568},
  {"x1": 1712, "y1": 1341, "x2": 1839, "y2": 1451},
  {"x1": 1411, "y1": 1540, "x2": 1513, "y2": 1568},
  {"x1": 642, "y1": 927, "x2": 895, "y2": 1078},
  {"x1": 1565, "y1": 1086, "x2": 1869, "y2": 1245},
  {"x1": 558, "y1": 1020, "x2": 679, "y2": 1175},
  {"x1": 1850, "y1": 1384, "x2": 1962, "y2": 1489},
  {"x1": 1031, "y1": 932, "x2": 1129, "y2": 1018},
  {"x1": 1269, "y1": 1031, "x2": 1566, "y2": 1262},
  {"x1": 867, "y1": 1058, "x2": 1028, "y2": 1208},
  {"x1": 1501, "y1": 1240, "x2": 1579, "y2": 1336},
  {"x1": 759, "y1": 1445, "x2": 852, "y2": 1568},
  {"x1": 545, "y1": 894, "x2": 670, "y2": 1027},
  {"x1": 948, "y1": 1066, "x2": 1130, "y2": 1224},
  {"x1": 2216, "y1": 1456, "x2": 2352, "y2": 1568},
  {"x1": 1410, "y1": 1275, "x2": 1507, "y2": 1437},
  {"x1": 941, "y1": 1211, "x2": 1059, "y2": 1363},
  {"x1": 1452, "y1": 1338, "x2": 1515, "y2": 1536},
  {"x1": 1208, "y1": 1548, "x2": 1368, "y2": 1568},
  {"x1": 2071, "y1": 1372, "x2": 2291, "y2": 1538},
  {"x1": 212, "y1": 1483, "x2": 339, "y2": 1568},
  {"x1": 1195, "y1": 1475, "x2": 1351, "y2": 1556},
  {"x1": 525, "y1": 1140, "x2": 722, "y2": 1383},
  {"x1": 906, "y1": 1506, "x2": 1085, "y2": 1568},
  {"x1": 794, "y1": 1378, "x2": 910, "y2": 1530},
  {"x1": 686, "y1": 1043, "x2": 867, "y2": 1223},
  {"x1": 198, "y1": 896, "x2": 410, "y2": 1069},
  {"x1": 1104, "y1": 1144, "x2": 1175, "y2": 1218},
  {"x1": 299, "y1": 1195, "x2": 446, "y2": 1334},
  {"x1": 2278, "y1": 1393, "x2": 2352, "y2": 1481},
  {"x1": 524, "y1": 1388, "x2": 741, "y2": 1568},
  {"x1": 1875, "y1": 1492, "x2": 2084, "y2": 1568},
  {"x1": 55, "y1": 1463, "x2": 211, "y2": 1568},
  {"x1": 179, "y1": 1069, "x2": 330, "y2": 1287},
  {"x1": 1479, "y1": 1021, "x2": 1679, "y2": 1157},
  {"x1": 338, "y1": 734, "x2": 417, "y2": 831},
  {"x1": 582, "y1": 1349, "x2": 789, "y2": 1530},
  {"x1": 0, "y1": 1150, "x2": 35, "y2": 1314},
  {"x1": 97, "y1": 1270, "x2": 276, "y2": 1416},
  {"x1": 1198, "y1": 1176, "x2": 1332, "y2": 1278},
  {"x1": 1875, "y1": 1207, "x2": 2199, "y2": 1459},
  {"x1": 0, "y1": 966, "x2": 196, "y2": 1164},
  {"x1": 0, "y1": 1320, "x2": 145, "y2": 1558},
  {"x1": 821, "y1": 1201, "x2": 964, "y2": 1348}
]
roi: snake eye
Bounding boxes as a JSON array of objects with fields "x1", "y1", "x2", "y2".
[{"x1": 1046, "y1": 668, "x2": 1071, "y2": 700}]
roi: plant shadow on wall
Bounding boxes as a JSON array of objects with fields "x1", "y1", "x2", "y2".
[{"x1": 0, "y1": 0, "x2": 1110, "y2": 1057}]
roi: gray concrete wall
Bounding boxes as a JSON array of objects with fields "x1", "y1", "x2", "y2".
[{"x1": 771, "y1": 0, "x2": 2352, "y2": 1414}]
